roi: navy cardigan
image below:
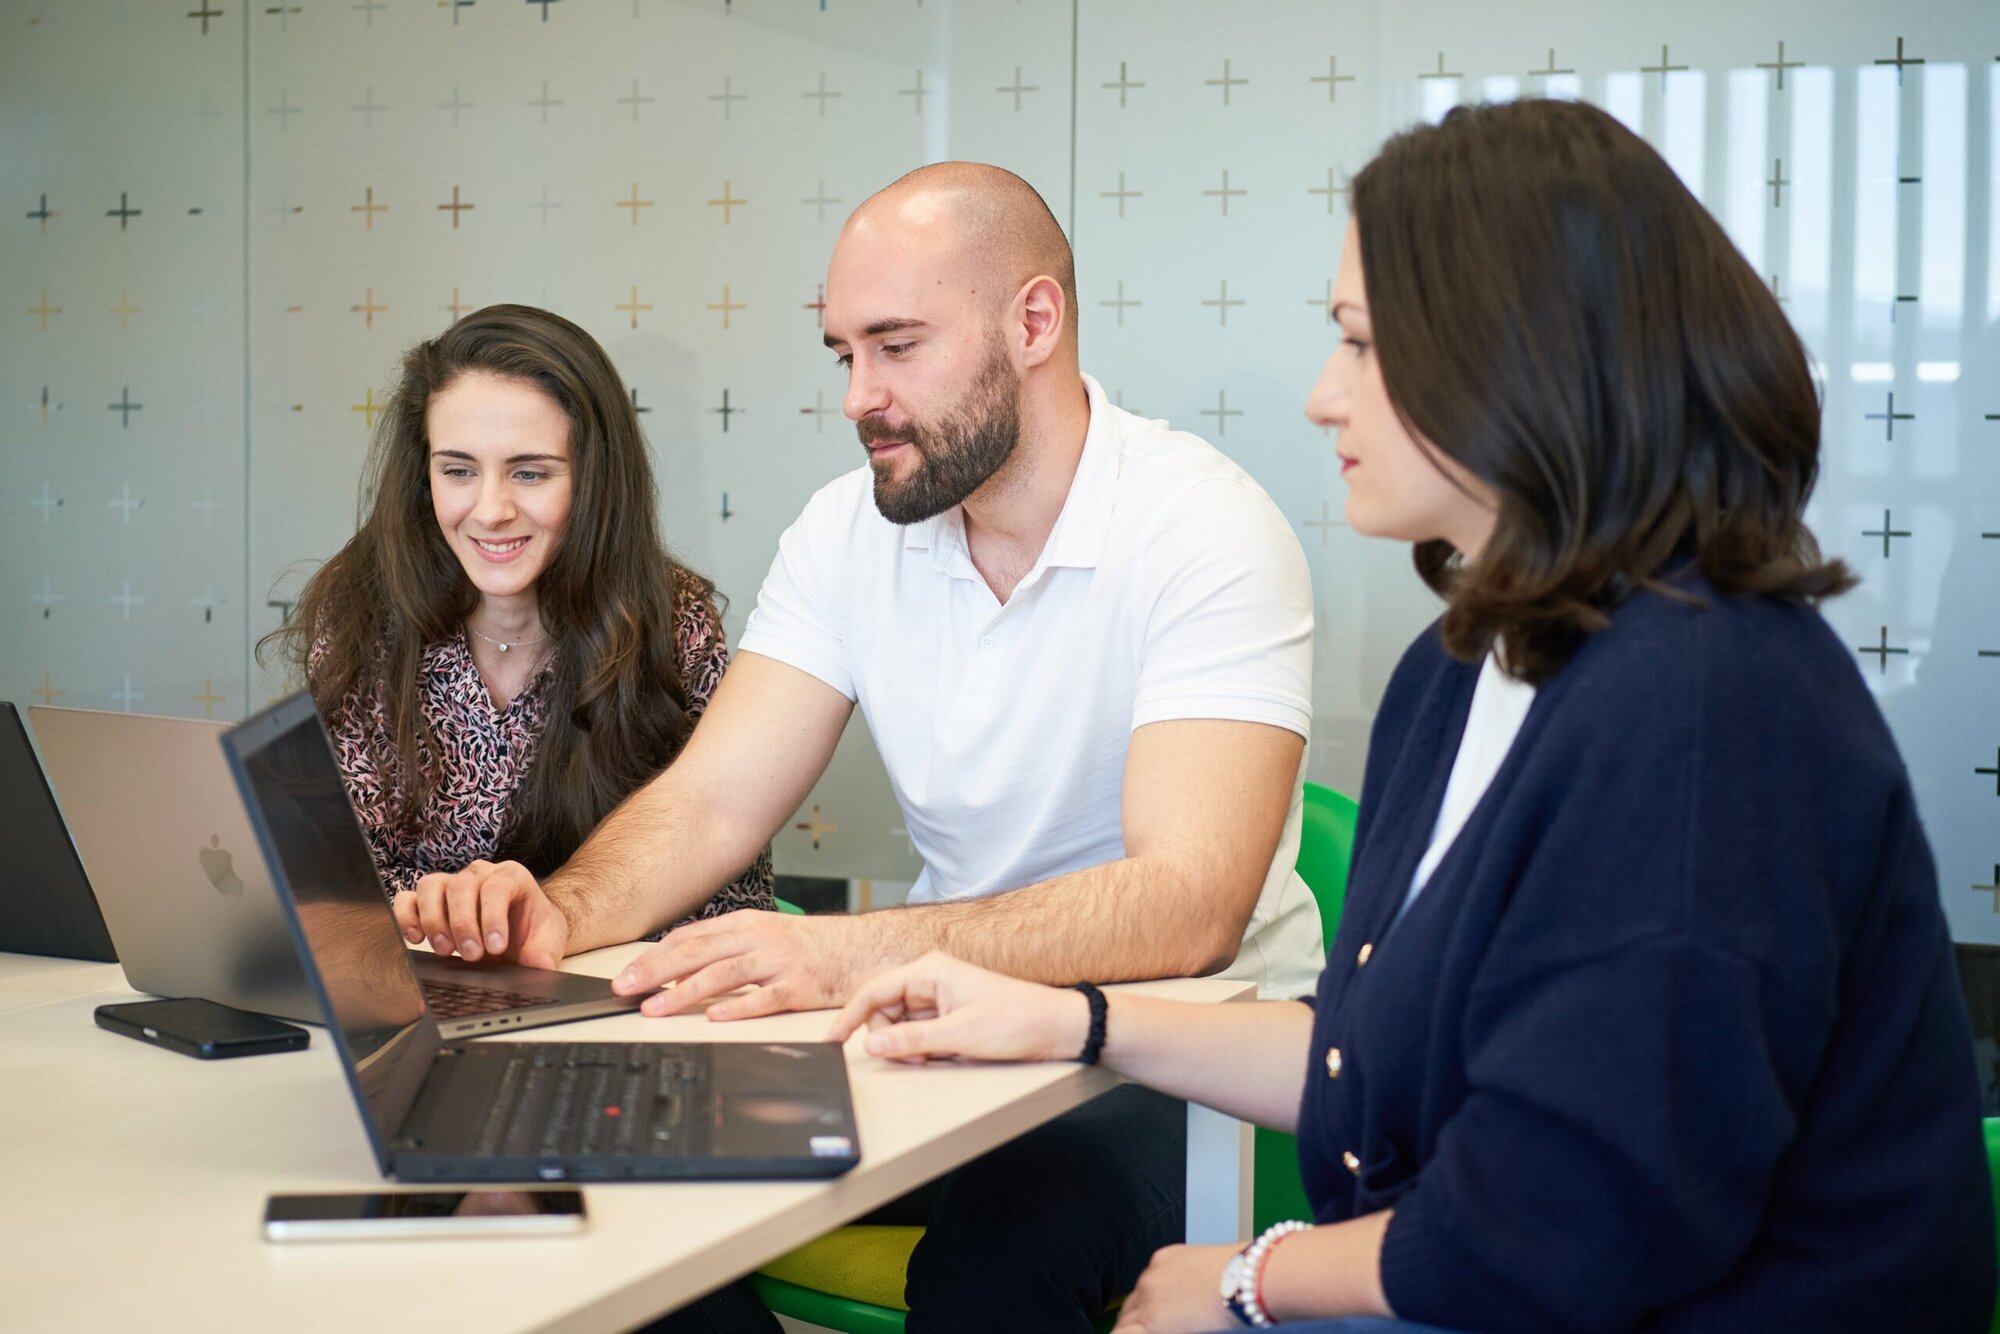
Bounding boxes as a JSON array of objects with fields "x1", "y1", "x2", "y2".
[{"x1": 1298, "y1": 582, "x2": 1995, "y2": 1332}]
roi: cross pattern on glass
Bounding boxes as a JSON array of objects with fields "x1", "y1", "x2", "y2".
[
  {"x1": 110, "y1": 578, "x2": 144, "y2": 618},
  {"x1": 1102, "y1": 171, "x2": 1142, "y2": 218},
  {"x1": 1202, "y1": 169, "x2": 1246, "y2": 217},
  {"x1": 1105, "y1": 61, "x2": 1144, "y2": 108},
  {"x1": 802, "y1": 179, "x2": 842, "y2": 223},
  {"x1": 1307, "y1": 168, "x2": 1349, "y2": 215},
  {"x1": 794, "y1": 804, "x2": 837, "y2": 849},
  {"x1": 437, "y1": 184, "x2": 474, "y2": 227},
  {"x1": 711, "y1": 389, "x2": 743, "y2": 432},
  {"x1": 1875, "y1": 36, "x2": 1924, "y2": 86},
  {"x1": 1640, "y1": 44, "x2": 1689, "y2": 89},
  {"x1": 707, "y1": 284, "x2": 745, "y2": 329},
  {"x1": 27, "y1": 192, "x2": 56, "y2": 231},
  {"x1": 1202, "y1": 279, "x2": 1245, "y2": 328},
  {"x1": 353, "y1": 86, "x2": 389, "y2": 127},
  {"x1": 109, "y1": 387, "x2": 143, "y2": 427},
  {"x1": 1100, "y1": 281, "x2": 1141, "y2": 327},
  {"x1": 802, "y1": 73, "x2": 843, "y2": 115},
  {"x1": 899, "y1": 69, "x2": 929, "y2": 114},
  {"x1": 31, "y1": 673, "x2": 63, "y2": 707},
  {"x1": 29, "y1": 291, "x2": 61, "y2": 330},
  {"x1": 616, "y1": 286, "x2": 653, "y2": 330},
  {"x1": 1529, "y1": 48, "x2": 1575, "y2": 78},
  {"x1": 709, "y1": 75, "x2": 747, "y2": 119},
  {"x1": 1310, "y1": 55, "x2": 1354, "y2": 102},
  {"x1": 109, "y1": 291, "x2": 142, "y2": 330},
  {"x1": 266, "y1": 90, "x2": 303, "y2": 131},
  {"x1": 1864, "y1": 392, "x2": 1914, "y2": 442},
  {"x1": 707, "y1": 180, "x2": 746, "y2": 223},
  {"x1": 352, "y1": 186, "x2": 387, "y2": 228},
  {"x1": 617, "y1": 183, "x2": 654, "y2": 225},
  {"x1": 1861, "y1": 509, "x2": 1911, "y2": 558},
  {"x1": 616, "y1": 78, "x2": 656, "y2": 121},
  {"x1": 997, "y1": 66, "x2": 1039, "y2": 112},
  {"x1": 193, "y1": 679, "x2": 226, "y2": 719},
  {"x1": 350, "y1": 287, "x2": 387, "y2": 329},
  {"x1": 33, "y1": 578, "x2": 63, "y2": 617},
  {"x1": 527, "y1": 81, "x2": 563, "y2": 122},
  {"x1": 1205, "y1": 58, "x2": 1248, "y2": 106},
  {"x1": 799, "y1": 389, "x2": 838, "y2": 433},
  {"x1": 1857, "y1": 626, "x2": 1909, "y2": 673},
  {"x1": 1756, "y1": 40, "x2": 1803, "y2": 90},
  {"x1": 106, "y1": 191, "x2": 142, "y2": 229},
  {"x1": 1199, "y1": 389, "x2": 1243, "y2": 437},
  {"x1": 1767, "y1": 159, "x2": 1789, "y2": 207},
  {"x1": 351, "y1": 387, "x2": 387, "y2": 429}
]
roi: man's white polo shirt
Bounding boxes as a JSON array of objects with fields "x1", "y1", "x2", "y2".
[{"x1": 739, "y1": 373, "x2": 1323, "y2": 997}]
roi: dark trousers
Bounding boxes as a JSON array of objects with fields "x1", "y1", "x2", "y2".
[{"x1": 640, "y1": 1083, "x2": 1186, "y2": 1333}]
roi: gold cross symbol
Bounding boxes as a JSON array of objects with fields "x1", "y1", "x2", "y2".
[
  {"x1": 108, "y1": 290, "x2": 142, "y2": 330},
  {"x1": 351, "y1": 185, "x2": 388, "y2": 229},
  {"x1": 29, "y1": 290, "x2": 61, "y2": 330},
  {"x1": 616, "y1": 285, "x2": 654, "y2": 330},
  {"x1": 437, "y1": 184, "x2": 474, "y2": 228},
  {"x1": 192, "y1": 678, "x2": 226, "y2": 719},
  {"x1": 707, "y1": 180, "x2": 746, "y2": 224},
  {"x1": 443, "y1": 286, "x2": 471, "y2": 321},
  {"x1": 793, "y1": 804, "x2": 837, "y2": 850},
  {"x1": 350, "y1": 286, "x2": 388, "y2": 330},
  {"x1": 351, "y1": 386, "x2": 387, "y2": 429},
  {"x1": 617, "y1": 182, "x2": 655, "y2": 225},
  {"x1": 31, "y1": 671, "x2": 63, "y2": 706},
  {"x1": 707, "y1": 284, "x2": 745, "y2": 330}
]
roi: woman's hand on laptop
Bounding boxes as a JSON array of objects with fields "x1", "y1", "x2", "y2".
[
  {"x1": 393, "y1": 859, "x2": 571, "y2": 971},
  {"x1": 823, "y1": 951, "x2": 1091, "y2": 1065}
]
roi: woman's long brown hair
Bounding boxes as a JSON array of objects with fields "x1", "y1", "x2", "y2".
[
  {"x1": 1351, "y1": 99, "x2": 1853, "y2": 683},
  {"x1": 262, "y1": 304, "x2": 712, "y2": 876}
]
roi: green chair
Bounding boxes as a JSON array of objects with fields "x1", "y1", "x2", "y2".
[
  {"x1": 751, "y1": 784, "x2": 1360, "y2": 1331},
  {"x1": 1986, "y1": 1118, "x2": 2000, "y2": 1334},
  {"x1": 1253, "y1": 782, "x2": 1359, "y2": 1232}
]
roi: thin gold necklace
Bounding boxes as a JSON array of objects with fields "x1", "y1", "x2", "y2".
[{"x1": 466, "y1": 623, "x2": 548, "y2": 654}]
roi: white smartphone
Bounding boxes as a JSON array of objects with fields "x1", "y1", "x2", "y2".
[{"x1": 262, "y1": 1189, "x2": 587, "y2": 1242}]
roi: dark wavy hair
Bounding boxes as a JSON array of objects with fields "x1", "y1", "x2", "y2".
[
  {"x1": 262, "y1": 304, "x2": 713, "y2": 876},
  {"x1": 1351, "y1": 98, "x2": 1853, "y2": 683}
]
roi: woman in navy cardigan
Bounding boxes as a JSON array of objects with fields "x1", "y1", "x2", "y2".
[{"x1": 827, "y1": 99, "x2": 1994, "y2": 1333}]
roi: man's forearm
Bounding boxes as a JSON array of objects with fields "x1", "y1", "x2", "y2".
[
  {"x1": 544, "y1": 774, "x2": 774, "y2": 953},
  {"x1": 860, "y1": 854, "x2": 1258, "y2": 987}
]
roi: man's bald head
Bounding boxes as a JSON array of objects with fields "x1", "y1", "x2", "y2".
[{"x1": 843, "y1": 162, "x2": 1078, "y2": 333}]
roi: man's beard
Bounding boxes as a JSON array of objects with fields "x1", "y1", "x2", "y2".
[{"x1": 862, "y1": 341, "x2": 1022, "y2": 526}]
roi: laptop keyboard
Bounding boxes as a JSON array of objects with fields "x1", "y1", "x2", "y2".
[
  {"x1": 473, "y1": 1043, "x2": 704, "y2": 1158},
  {"x1": 421, "y1": 979, "x2": 560, "y2": 1020}
]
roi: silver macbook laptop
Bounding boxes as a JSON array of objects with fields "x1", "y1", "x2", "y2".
[{"x1": 30, "y1": 705, "x2": 641, "y2": 1038}]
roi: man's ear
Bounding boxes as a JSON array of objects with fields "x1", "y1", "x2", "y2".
[{"x1": 1013, "y1": 274, "x2": 1068, "y2": 370}]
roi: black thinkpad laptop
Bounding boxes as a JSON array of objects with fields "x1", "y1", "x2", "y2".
[
  {"x1": 0, "y1": 702, "x2": 117, "y2": 962},
  {"x1": 221, "y1": 691, "x2": 862, "y2": 1183}
]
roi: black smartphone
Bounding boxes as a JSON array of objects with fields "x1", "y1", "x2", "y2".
[
  {"x1": 263, "y1": 1189, "x2": 588, "y2": 1242},
  {"x1": 94, "y1": 998, "x2": 309, "y2": 1059}
]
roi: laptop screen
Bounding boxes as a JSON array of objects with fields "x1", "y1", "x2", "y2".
[{"x1": 221, "y1": 692, "x2": 438, "y2": 1173}]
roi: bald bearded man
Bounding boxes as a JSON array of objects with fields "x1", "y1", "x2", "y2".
[{"x1": 398, "y1": 163, "x2": 1321, "y2": 1330}]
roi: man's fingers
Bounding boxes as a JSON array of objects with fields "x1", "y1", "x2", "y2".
[
  {"x1": 707, "y1": 983, "x2": 789, "y2": 1023},
  {"x1": 638, "y1": 956, "x2": 760, "y2": 1017},
  {"x1": 614, "y1": 930, "x2": 747, "y2": 996}
]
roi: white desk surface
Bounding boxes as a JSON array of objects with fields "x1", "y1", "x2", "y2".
[{"x1": 0, "y1": 943, "x2": 1253, "y2": 1333}]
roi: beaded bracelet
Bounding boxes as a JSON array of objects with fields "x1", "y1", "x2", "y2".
[{"x1": 1241, "y1": 1219, "x2": 1313, "y2": 1326}]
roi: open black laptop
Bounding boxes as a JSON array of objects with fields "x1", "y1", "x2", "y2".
[
  {"x1": 221, "y1": 691, "x2": 862, "y2": 1182},
  {"x1": 0, "y1": 702, "x2": 118, "y2": 962},
  {"x1": 30, "y1": 703, "x2": 642, "y2": 1040}
]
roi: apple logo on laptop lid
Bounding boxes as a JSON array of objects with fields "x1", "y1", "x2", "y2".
[{"x1": 199, "y1": 836, "x2": 245, "y2": 896}]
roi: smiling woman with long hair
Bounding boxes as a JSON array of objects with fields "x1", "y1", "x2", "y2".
[{"x1": 265, "y1": 305, "x2": 772, "y2": 942}]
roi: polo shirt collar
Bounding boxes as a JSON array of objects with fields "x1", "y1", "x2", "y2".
[{"x1": 901, "y1": 372, "x2": 1120, "y2": 574}]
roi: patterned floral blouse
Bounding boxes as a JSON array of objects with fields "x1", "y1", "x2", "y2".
[{"x1": 326, "y1": 569, "x2": 774, "y2": 935}]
